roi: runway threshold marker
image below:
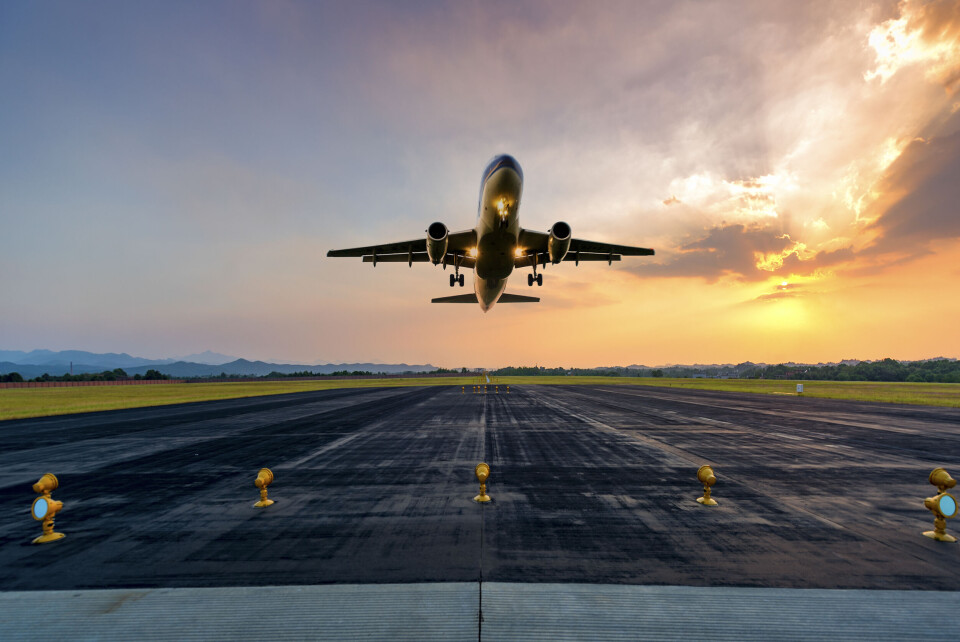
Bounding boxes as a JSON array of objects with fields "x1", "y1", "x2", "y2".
[
  {"x1": 31, "y1": 473, "x2": 65, "y2": 544},
  {"x1": 253, "y1": 468, "x2": 275, "y2": 508},
  {"x1": 923, "y1": 467, "x2": 957, "y2": 542},
  {"x1": 474, "y1": 463, "x2": 491, "y2": 503},
  {"x1": 696, "y1": 465, "x2": 718, "y2": 506}
]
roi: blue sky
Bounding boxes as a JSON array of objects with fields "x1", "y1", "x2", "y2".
[{"x1": 2, "y1": 1, "x2": 959, "y2": 367}]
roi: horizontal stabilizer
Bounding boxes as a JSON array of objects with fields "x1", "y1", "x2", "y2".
[
  {"x1": 432, "y1": 294, "x2": 479, "y2": 303},
  {"x1": 498, "y1": 293, "x2": 540, "y2": 303}
]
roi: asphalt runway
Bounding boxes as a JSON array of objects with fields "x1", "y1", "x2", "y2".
[{"x1": 1, "y1": 384, "x2": 959, "y2": 592}]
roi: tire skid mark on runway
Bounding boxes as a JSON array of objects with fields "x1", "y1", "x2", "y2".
[
  {"x1": 591, "y1": 385, "x2": 958, "y2": 462},
  {"x1": 596, "y1": 387, "x2": 958, "y2": 436},
  {"x1": 536, "y1": 386, "x2": 955, "y2": 569},
  {"x1": 0, "y1": 387, "x2": 401, "y2": 448}
]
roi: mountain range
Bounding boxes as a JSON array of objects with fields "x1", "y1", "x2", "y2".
[{"x1": 0, "y1": 350, "x2": 438, "y2": 379}]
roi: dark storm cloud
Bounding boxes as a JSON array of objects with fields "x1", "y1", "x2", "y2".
[
  {"x1": 628, "y1": 222, "x2": 857, "y2": 282},
  {"x1": 628, "y1": 223, "x2": 790, "y2": 282},
  {"x1": 864, "y1": 122, "x2": 960, "y2": 254}
]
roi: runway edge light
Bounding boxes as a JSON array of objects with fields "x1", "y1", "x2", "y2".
[
  {"x1": 254, "y1": 467, "x2": 275, "y2": 508},
  {"x1": 923, "y1": 467, "x2": 957, "y2": 542},
  {"x1": 696, "y1": 465, "x2": 718, "y2": 506},
  {"x1": 474, "y1": 462, "x2": 491, "y2": 503},
  {"x1": 31, "y1": 473, "x2": 65, "y2": 544}
]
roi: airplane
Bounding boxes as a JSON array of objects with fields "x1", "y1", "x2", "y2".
[{"x1": 327, "y1": 154, "x2": 655, "y2": 312}]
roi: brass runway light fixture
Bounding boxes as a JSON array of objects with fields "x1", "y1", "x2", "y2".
[
  {"x1": 474, "y1": 462, "x2": 491, "y2": 503},
  {"x1": 923, "y1": 467, "x2": 957, "y2": 542},
  {"x1": 31, "y1": 473, "x2": 65, "y2": 544},
  {"x1": 696, "y1": 465, "x2": 718, "y2": 506},
  {"x1": 254, "y1": 467, "x2": 275, "y2": 508}
]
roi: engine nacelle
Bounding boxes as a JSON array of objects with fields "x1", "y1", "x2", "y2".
[
  {"x1": 426, "y1": 222, "x2": 449, "y2": 264},
  {"x1": 548, "y1": 221, "x2": 572, "y2": 263}
]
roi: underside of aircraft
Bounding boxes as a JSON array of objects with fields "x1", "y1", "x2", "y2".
[{"x1": 327, "y1": 154, "x2": 654, "y2": 311}]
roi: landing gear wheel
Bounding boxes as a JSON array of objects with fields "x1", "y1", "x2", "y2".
[
  {"x1": 527, "y1": 273, "x2": 534, "y2": 287},
  {"x1": 458, "y1": 274, "x2": 465, "y2": 287},
  {"x1": 449, "y1": 273, "x2": 456, "y2": 287},
  {"x1": 536, "y1": 273, "x2": 543, "y2": 286}
]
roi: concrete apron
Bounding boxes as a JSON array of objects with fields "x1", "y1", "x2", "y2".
[{"x1": 2, "y1": 582, "x2": 956, "y2": 641}]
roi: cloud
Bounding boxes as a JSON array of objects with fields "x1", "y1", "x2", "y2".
[
  {"x1": 863, "y1": 114, "x2": 960, "y2": 254},
  {"x1": 628, "y1": 222, "x2": 857, "y2": 282},
  {"x1": 866, "y1": 0, "x2": 960, "y2": 91}
]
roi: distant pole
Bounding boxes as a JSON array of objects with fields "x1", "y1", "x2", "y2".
[{"x1": 70, "y1": 361, "x2": 73, "y2": 375}]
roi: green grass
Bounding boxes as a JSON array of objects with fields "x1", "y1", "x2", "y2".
[
  {"x1": 492, "y1": 376, "x2": 960, "y2": 407},
  {"x1": 0, "y1": 378, "x2": 479, "y2": 421},
  {"x1": 2, "y1": 376, "x2": 958, "y2": 421}
]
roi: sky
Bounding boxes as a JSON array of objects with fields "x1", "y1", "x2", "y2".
[{"x1": 2, "y1": 0, "x2": 959, "y2": 368}]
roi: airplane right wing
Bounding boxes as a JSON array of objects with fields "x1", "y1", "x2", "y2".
[{"x1": 516, "y1": 229, "x2": 654, "y2": 267}]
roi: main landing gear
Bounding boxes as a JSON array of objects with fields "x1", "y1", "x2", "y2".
[
  {"x1": 527, "y1": 256, "x2": 543, "y2": 286},
  {"x1": 448, "y1": 254, "x2": 465, "y2": 287}
]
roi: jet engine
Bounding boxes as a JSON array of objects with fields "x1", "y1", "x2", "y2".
[
  {"x1": 548, "y1": 221, "x2": 572, "y2": 263},
  {"x1": 426, "y1": 222, "x2": 449, "y2": 264}
]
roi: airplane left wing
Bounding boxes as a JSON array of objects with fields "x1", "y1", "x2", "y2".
[
  {"x1": 327, "y1": 238, "x2": 427, "y2": 258},
  {"x1": 328, "y1": 229, "x2": 478, "y2": 266}
]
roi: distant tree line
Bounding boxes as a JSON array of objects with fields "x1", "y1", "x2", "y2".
[
  {"x1": 492, "y1": 366, "x2": 632, "y2": 377},
  {"x1": 261, "y1": 368, "x2": 464, "y2": 378},
  {"x1": 491, "y1": 359, "x2": 960, "y2": 383},
  {"x1": 264, "y1": 370, "x2": 375, "y2": 378},
  {"x1": 7, "y1": 368, "x2": 172, "y2": 383},
  {"x1": 742, "y1": 358, "x2": 960, "y2": 383}
]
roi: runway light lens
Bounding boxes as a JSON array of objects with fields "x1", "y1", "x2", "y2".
[
  {"x1": 32, "y1": 497, "x2": 48, "y2": 520},
  {"x1": 940, "y1": 494, "x2": 957, "y2": 518}
]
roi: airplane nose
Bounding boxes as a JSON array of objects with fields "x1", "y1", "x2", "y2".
[{"x1": 498, "y1": 155, "x2": 523, "y2": 180}]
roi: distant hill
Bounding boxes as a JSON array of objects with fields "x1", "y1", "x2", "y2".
[
  {"x1": 0, "y1": 350, "x2": 439, "y2": 378},
  {"x1": 125, "y1": 359, "x2": 439, "y2": 377},
  {"x1": 174, "y1": 351, "x2": 238, "y2": 365},
  {"x1": 0, "y1": 350, "x2": 174, "y2": 368}
]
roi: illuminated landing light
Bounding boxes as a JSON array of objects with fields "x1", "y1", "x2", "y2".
[
  {"x1": 924, "y1": 467, "x2": 957, "y2": 542},
  {"x1": 31, "y1": 473, "x2": 65, "y2": 544},
  {"x1": 496, "y1": 198, "x2": 509, "y2": 219},
  {"x1": 474, "y1": 463, "x2": 491, "y2": 503},
  {"x1": 254, "y1": 467, "x2": 275, "y2": 508},
  {"x1": 514, "y1": 248, "x2": 524, "y2": 258},
  {"x1": 468, "y1": 247, "x2": 478, "y2": 258},
  {"x1": 780, "y1": 281, "x2": 788, "y2": 288},
  {"x1": 696, "y1": 465, "x2": 718, "y2": 506}
]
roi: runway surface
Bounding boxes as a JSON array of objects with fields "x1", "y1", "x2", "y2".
[{"x1": 1, "y1": 384, "x2": 959, "y2": 591}]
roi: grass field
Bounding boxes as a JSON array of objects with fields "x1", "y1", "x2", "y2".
[{"x1": 1, "y1": 376, "x2": 958, "y2": 421}]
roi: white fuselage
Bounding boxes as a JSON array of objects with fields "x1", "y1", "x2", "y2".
[{"x1": 474, "y1": 155, "x2": 523, "y2": 311}]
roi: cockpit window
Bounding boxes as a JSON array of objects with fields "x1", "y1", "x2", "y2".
[
  {"x1": 479, "y1": 155, "x2": 523, "y2": 208},
  {"x1": 482, "y1": 154, "x2": 523, "y2": 185}
]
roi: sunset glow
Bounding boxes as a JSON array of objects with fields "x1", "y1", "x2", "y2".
[{"x1": 1, "y1": 1, "x2": 959, "y2": 367}]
